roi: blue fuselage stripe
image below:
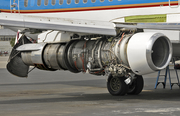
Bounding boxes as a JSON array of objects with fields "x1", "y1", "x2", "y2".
[{"x1": 0, "y1": 0, "x2": 178, "y2": 11}]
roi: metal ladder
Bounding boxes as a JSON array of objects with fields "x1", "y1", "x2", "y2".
[{"x1": 154, "y1": 59, "x2": 180, "y2": 89}]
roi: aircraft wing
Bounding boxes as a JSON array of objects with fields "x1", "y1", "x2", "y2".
[
  {"x1": 1, "y1": 13, "x2": 180, "y2": 36},
  {"x1": 0, "y1": 13, "x2": 116, "y2": 36}
]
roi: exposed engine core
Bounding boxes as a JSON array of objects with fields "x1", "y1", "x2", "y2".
[{"x1": 8, "y1": 32, "x2": 172, "y2": 77}]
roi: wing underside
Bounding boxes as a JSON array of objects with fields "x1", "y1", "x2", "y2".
[
  {"x1": 115, "y1": 23, "x2": 180, "y2": 30},
  {"x1": 1, "y1": 13, "x2": 180, "y2": 36},
  {"x1": 0, "y1": 14, "x2": 116, "y2": 35}
]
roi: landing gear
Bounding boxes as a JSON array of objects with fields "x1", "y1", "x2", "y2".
[
  {"x1": 107, "y1": 74, "x2": 144, "y2": 96},
  {"x1": 127, "y1": 75, "x2": 144, "y2": 95},
  {"x1": 107, "y1": 74, "x2": 128, "y2": 96}
]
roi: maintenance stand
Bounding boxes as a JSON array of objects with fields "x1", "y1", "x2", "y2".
[{"x1": 154, "y1": 59, "x2": 180, "y2": 89}]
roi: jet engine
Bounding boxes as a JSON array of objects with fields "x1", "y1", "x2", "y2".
[{"x1": 7, "y1": 32, "x2": 172, "y2": 78}]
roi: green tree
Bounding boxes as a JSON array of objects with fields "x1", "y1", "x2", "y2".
[{"x1": 10, "y1": 38, "x2": 15, "y2": 47}]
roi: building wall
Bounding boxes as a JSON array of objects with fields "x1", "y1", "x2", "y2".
[
  {"x1": 0, "y1": 41, "x2": 12, "y2": 53},
  {"x1": 0, "y1": 35, "x2": 15, "y2": 41},
  {"x1": 0, "y1": 28, "x2": 16, "y2": 55},
  {"x1": 0, "y1": 26, "x2": 4, "y2": 29}
]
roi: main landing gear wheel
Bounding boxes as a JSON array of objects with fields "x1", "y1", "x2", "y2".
[
  {"x1": 107, "y1": 74, "x2": 128, "y2": 96},
  {"x1": 127, "y1": 75, "x2": 144, "y2": 95}
]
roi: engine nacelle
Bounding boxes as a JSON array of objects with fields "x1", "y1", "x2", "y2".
[
  {"x1": 127, "y1": 32, "x2": 172, "y2": 75},
  {"x1": 7, "y1": 32, "x2": 172, "y2": 77}
]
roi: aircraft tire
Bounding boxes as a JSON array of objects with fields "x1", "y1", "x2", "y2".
[
  {"x1": 127, "y1": 75, "x2": 144, "y2": 95},
  {"x1": 107, "y1": 74, "x2": 128, "y2": 96}
]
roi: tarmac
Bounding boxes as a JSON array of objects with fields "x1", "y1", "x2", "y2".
[{"x1": 1, "y1": 56, "x2": 180, "y2": 116}]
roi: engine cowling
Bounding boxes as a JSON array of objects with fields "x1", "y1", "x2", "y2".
[{"x1": 127, "y1": 32, "x2": 172, "y2": 75}]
